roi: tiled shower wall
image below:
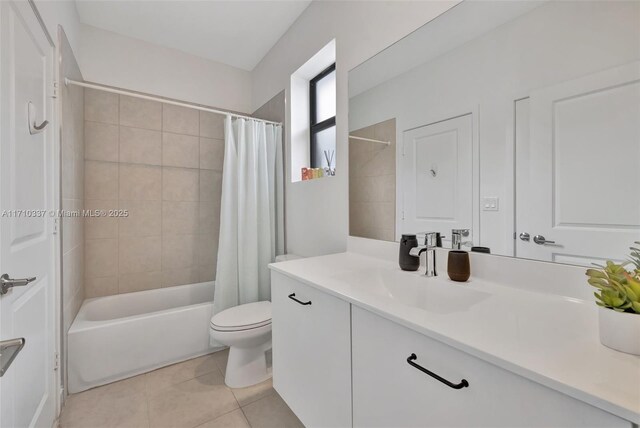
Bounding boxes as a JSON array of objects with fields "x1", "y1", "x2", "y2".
[
  {"x1": 83, "y1": 89, "x2": 224, "y2": 297},
  {"x1": 349, "y1": 118, "x2": 396, "y2": 241}
]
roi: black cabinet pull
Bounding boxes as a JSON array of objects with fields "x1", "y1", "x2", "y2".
[
  {"x1": 288, "y1": 293, "x2": 312, "y2": 305},
  {"x1": 407, "y1": 353, "x2": 469, "y2": 389}
]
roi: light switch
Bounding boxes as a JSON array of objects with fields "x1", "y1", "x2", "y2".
[{"x1": 482, "y1": 197, "x2": 499, "y2": 211}]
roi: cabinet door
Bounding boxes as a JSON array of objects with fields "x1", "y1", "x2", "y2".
[
  {"x1": 271, "y1": 272, "x2": 352, "y2": 427},
  {"x1": 352, "y1": 306, "x2": 630, "y2": 428}
]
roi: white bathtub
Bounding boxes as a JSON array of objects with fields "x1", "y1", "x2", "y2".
[{"x1": 68, "y1": 281, "x2": 216, "y2": 393}]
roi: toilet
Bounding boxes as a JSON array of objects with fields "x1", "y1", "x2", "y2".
[{"x1": 210, "y1": 254, "x2": 301, "y2": 388}]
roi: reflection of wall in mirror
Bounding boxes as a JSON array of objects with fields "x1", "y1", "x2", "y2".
[
  {"x1": 349, "y1": 119, "x2": 396, "y2": 241},
  {"x1": 349, "y1": 0, "x2": 640, "y2": 257}
]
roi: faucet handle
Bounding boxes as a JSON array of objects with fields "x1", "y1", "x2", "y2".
[
  {"x1": 451, "y1": 228, "x2": 470, "y2": 237},
  {"x1": 417, "y1": 231, "x2": 438, "y2": 247},
  {"x1": 424, "y1": 232, "x2": 438, "y2": 247},
  {"x1": 451, "y1": 228, "x2": 472, "y2": 250}
]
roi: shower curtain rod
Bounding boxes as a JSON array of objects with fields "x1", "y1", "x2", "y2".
[
  {"x1": 64, "y1": 78, "x2": 282, "y2": 126},
  {"x1": 348, "y1": 135, "x2": 391, "y2": 146}
]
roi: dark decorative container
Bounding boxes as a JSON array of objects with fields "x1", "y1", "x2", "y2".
[
  {"x1": 399, "y1": 234, "x2": 420, "y2": 271},
  {"x1": 447, "y1": 250, "x2": 470, "y2": 282}
]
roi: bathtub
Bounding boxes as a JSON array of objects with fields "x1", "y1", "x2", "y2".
[{"x1": 68, "y1": 281, "x2": 216, "y2": 393}]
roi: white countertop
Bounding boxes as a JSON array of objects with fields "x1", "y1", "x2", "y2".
[{"x1": 270, "y1": 252, "x2": 640, "y2": 423}]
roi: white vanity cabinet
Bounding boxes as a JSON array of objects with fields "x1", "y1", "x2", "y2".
[
  {"x1": 351, "y1": 306, "x2": 631, "y2": 428},
  {"x1": 271, "y1": 272, "x2": 352, "y2": 428}
]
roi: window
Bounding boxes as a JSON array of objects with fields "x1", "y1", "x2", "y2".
[{"x1": 310, "y1": 63, "x2": 336, "y2": 170}]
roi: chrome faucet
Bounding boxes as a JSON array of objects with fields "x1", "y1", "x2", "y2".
[
  {"x1": 451, "y1": 228, "x2": 472, "y2": 250},
  {"x1": 408, "y1": 232, "x2": 438, "y2": 277}
]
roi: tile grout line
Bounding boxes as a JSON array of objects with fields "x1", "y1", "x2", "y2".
[
  {"x1": 239, "y1": 405, "x2": 253, "y2": 428},
  {"x1": 191, "y1": 407, "x2": 241, "y2": 428}
]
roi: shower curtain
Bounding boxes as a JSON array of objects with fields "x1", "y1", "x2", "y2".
[{"x1": 212, "y1": 115, "x2": 284, "y2": 320}]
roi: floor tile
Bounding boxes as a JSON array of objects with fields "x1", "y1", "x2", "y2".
[
  {"x1": 145, "y1": 353, "x2": 219, "y2": 392},
  {"x1": 242, "y1": 393, "x2": 304, "y2": 428},
  {"x1": 195, "y1": 409, "x2": 250, "y2": 428},
  {"x1": 190, "y1": 353, "x2": 222, "y2": 378},
  {"x1": 60, "y1": 390, "x2": 148, "y2": 428},
  {"x1": 102, "y1": 373, "x2": 149, "y2": 396},
  {"x1": 61, "y1": 352, "x2": 290, "y2": 428},
  {"x1": 231, "y1": 378, "x2": 274, "y2": 407},
  {"x1": 212, "y1": 348, "x2": 229, "y2": 375},
  {"x1": 147, "y1": 372, "x2": 238, "y2": 428}
]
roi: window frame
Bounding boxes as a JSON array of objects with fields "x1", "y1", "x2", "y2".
[{"x1": 309, "y1": 63, "x2": 336, "y2": 168}]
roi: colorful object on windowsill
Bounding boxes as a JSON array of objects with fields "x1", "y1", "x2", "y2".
[{"x1": 301, "y1": 167, "x2": 329, "y2": 180}]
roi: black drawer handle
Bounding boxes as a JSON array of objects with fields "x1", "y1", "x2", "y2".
[
  {"x1": 288, "y1": 293, "x2": 312, "y2": 305},
  {"x1": 407, "y1": 353, "x2": 469, "y2": 389}
]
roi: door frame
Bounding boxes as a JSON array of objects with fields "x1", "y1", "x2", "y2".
[
  {"x1": 398, "y1": 105, "x2": 480, "y2": 245},
  {"x1": 29, "y1": 0, "x2": 63, "y2": 418},
  {"x1": 31, "y1": 0, "x2": 64, "y2": 416}
]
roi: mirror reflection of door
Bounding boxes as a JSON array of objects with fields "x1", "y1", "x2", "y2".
[
  {"x1": 348, "y1": 0, "x2": 640, "y2": 265},
  {"x1": 401, "y1": 114, "x2": 475, "y2": 247},
  {"x1": 516, "y1": 62, "x2": 640, "y2": 265}
]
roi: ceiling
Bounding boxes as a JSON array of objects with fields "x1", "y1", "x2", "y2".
[{"x1": 75, "y1": 0, "x2": 312, "y2": 71}]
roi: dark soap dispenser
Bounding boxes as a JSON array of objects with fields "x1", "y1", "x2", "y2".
[{"x1": 399, "y1": 234, "x2": 420, "y2": 271}]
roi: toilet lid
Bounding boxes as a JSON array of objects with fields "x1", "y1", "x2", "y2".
[{"x1": 210, "y1": 301, "x2": 271, "y2": 331}]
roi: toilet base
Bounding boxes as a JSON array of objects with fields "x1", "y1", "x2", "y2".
[{"x1": 224, "y1": 339, "x2": 272, "y2": 388}]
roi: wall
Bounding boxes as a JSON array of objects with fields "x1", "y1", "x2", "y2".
[
  {"x1": 251, "y1": 0, "x2": 459, "y2": 257},
  {"x1": 59, "y1": 27, "x2": 84, "y2": 394},
  {"x1": 77, "y1": 24, "x2": 252, "y2": 114},
  {"x1": 83, "y1": 89, "x2": 224, "y2": 297},
  {"x1": 34, "y1": 0, "x2": 81, "y2": 53},
  {"x1": 349, "y1": 119, "x2": 395, "y2": 241},
  {"x1": 252, "y1": 90, "x2": 286, "y2": 125},
  {"x1": 349, "y1": 0, "x2": 640, "y2": 255}
]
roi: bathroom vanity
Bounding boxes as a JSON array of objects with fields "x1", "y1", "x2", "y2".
[
  {"x1": 272, "y1": 1, "x2": 640, "y2": 425},
  {"x1": 269, "y1": 239, "x2": 640, "y2": 428}
]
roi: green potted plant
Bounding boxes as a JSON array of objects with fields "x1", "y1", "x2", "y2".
[{"x1": 586, "y1": 242, "x2": 640, "y2": 355}]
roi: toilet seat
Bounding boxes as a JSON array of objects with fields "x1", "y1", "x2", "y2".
[{"x1": 210, "y1": 301, "x2": 271, "y2": 332}]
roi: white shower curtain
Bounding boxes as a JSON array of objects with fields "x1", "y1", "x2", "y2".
[{"x1": 213, "y1": 115, "x2": 284, "y2": 320}]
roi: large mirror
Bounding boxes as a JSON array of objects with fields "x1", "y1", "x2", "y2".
[{"x1": 348, "y1": 0, "x2": 640, "y2": 266}]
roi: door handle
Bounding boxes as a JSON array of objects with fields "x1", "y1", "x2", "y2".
[
  {"x1": 288, "y1": 293, "x2": 312, "y2": 305},
  {"x1": 533, "y1": 235, "x2": 556, "y2": 245},
  {"x1": 519, "y1": 232, "x2": 530, "y2": 242},
  {"x1": 0, "y1": 274, "x2": 36, "y2": 295},
  {"x1": 27, "y1": 101, "x2": 49, "y2": 135},
  {"x1": 0, "y1": 338, "x2": 25, "y2": 377},
  {"x1": 407, "y1": 353, "x2": 469, "y2": 390}
]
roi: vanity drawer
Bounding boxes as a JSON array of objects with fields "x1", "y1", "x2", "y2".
[
  {"x1": 271, "y1": 271, "x2": 351, "y2": 428},
  {"x1": 352, "y1": 306, "x2": 630, "y2": 428}
]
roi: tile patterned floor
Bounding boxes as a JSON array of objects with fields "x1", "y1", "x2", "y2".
[{"x1": 59, "y1": 349, "x2": 304, "y2": 428}]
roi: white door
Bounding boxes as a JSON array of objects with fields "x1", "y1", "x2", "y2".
[
  {"x1": 0, "y1": 1, "x2": 57, "y2": 427},
  {"x1": 401, "y1": 114, "x2": 475, "y2": 246},
  {"x1": 516, "y1": 62, "x2": 640, "y2": 265}
]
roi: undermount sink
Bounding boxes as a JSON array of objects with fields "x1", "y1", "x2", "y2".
[{"x1": 332, "y1": 268, "x2": 491, "y2": 314}]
